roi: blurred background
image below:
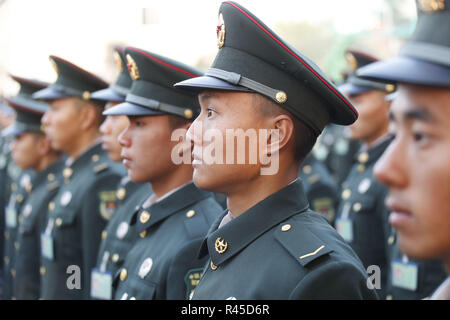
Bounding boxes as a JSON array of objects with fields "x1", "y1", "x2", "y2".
[{"x1": 0, "y1": 0, "x2": 417, "y2": 96}]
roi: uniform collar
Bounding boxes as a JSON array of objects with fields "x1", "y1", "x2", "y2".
[
  {"x1": 134, "y1": 182, "x2": 212, "y2": 233},
  {"x1": 354, "y1": 135, "x2": 392, "y2": 165},
  {"x1": 198, "y1": 179, "x2": 309, "y2": 266},
  {"x1": 30, "y1": 159, "x2": 64, "y2": 190},
  {"x1": 66, "y1": 142, "x2": 103, "y2": 171}
]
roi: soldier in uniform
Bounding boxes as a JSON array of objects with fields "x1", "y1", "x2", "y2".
[
  {"x1": 90, "y1": 46, "x2": 151, "y2": 300},
  {"x1": 32, "y1": 56, "x2": 124, "y2": 299},
  {"x1": 174, "y1": 1, "x2": 378, "y2": 299},
  {"x1": 103, "y1": 46, "x2": 223, "y2": 300},
  {"x1": 0, "y1": 98, "x2": 15, "y2": 298},
  {"x1": 299, "y1": 154, "x2": 338, "y2": 225},
  {"x1": 357, "y1": 0, "x2": 450, "y2": 300},
  {"x1": 333, "y1": 50, "x2": 396, "y2": 298},
  {"x1": 1, "y1": 75, "x2": 65, "y2": 300}
]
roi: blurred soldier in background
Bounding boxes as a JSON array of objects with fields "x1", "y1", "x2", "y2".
[
  {"x1": 104, "y1": 47, "x2": 222, "y2": 300},
  {"x1": 335, "y1": 50, "x2": 396, "y2": 298},
  {"x1": 2, "y1": 75, "x2": 65, "y2": 300},
  {"x1": 358, "y1": 0, "x2": 450, "y2": 300},
  {"x1": 90, "y1": 46, "x2": 151, "y2": 300},
  {"x1": 32, "y1": 56, "x2": 123, "y2": 299}
]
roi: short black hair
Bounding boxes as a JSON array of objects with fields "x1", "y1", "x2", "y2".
[{"x1": 252, "y1": 94, "x2": 318, "y2": 162}]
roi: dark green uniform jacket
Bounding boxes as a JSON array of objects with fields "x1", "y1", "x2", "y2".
[
  {"x1": 335, "y1": 137, "x2": 392, "y2": 298},
  {"x1": 192, "y1": 179, "x2": 378, "y2": 300},
  {"x1": 40, "y1": 143, "x2": 123, "y2": 299},
  {"x1": 299, "y1": 154, "x2": 339, "y2": 224},
  {"x1": 92, "y1": 177, "x2": 151, "y2": 299},
  {"x1": 2, "y1": 170, "x2": 35, "y2": 300},
  {"x1": 13, "y1": 160, "x2": 65, "y2": 299},
  {"x1": 113, "y1": 182, "x2": 222, "y2": 300}
]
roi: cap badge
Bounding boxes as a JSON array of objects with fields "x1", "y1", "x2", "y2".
[
  {"x1": 346, "y1": 53, "x2": 358, "y2": 71},
  {"x1": 50, "y1": 58, "x2": 59, "y2": 75},
  {"x1": 418, "y1": 0, "x2": 445, "y2": 13},
  {"x1": 113, "y1": 51, "x2": 124, "y2": 73},
  {"x1": 126, "y1": 54, "x2": 140, "y2": 81},
  {"x1": 217, "y1": 13, "x2": 226, "y2": 49}
]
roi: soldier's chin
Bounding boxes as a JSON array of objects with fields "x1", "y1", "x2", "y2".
[{"x1": 192, "y1": 167, "x2": 222, "y2": 192}]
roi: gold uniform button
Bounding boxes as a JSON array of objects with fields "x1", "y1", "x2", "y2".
[
  {"x1": 341, "y1": 189, "x2": 351, "y2": 200},
  {"x1": 281, "y1": 224, "x2": 291, "y2": 232},
  {"x1": 112, "y1": 253, "x2": 120, "y2": 263},
  {"x1": 11, "y1": 269, "x2": 16, "y2": 278},
  {"x1": 48, "y1": 202, "x2": 55, "y2": 211},
  {"x1": 47, "y1": 173, "x2": 55, "y2": 181},
  {"x1": 140, "y1": 210, "x2": 151, "y2": 224},
  {"x1": 129, "y1": 297, "x2": 136, "y2": 300},
  {"x1": 275, "y1": 91, "x2": 287, "y2": 103},
  {"x1": 116, "y1": 187, "x2": 126, "y2": 200},
  {"x1": 386, "y1": 295, "x2": 393, "y2": 300},
  {"x1": 210, "y1": 261, "x2": 218, "y2": 271},
  {"x1": 357, "y1": 164, "x2": 365, "y2": 172},
  {"x1": 358, "y1": 152, "x2": 369, "y2": 164},
  {"x1": 353, "y1": 203, "x2": 362, "y2": 212},
  {"x1": 4, "y1": 256, "x2": 9, "y2": 265},
  {"x1": 92, "y1": 154, "x2": 100, "y2": 162},
  {"x1": 101, "y1": 230, "x2": 107, "y2": 240},
  {"x1": 388, "y1": 235, "x2": 395, "y2": 245},
  {"x1": 140, "y1": 230, "x2": 147, "y2": 238},
  {"x1": 184, "y1": 109, "x2": 193, "y2": 119},
  {"x1": 186, "y1": 210, "x2": 195, "y2": 218},
  {"x1": 4, "y1": 231, "x2": 9, "y2": 240},
  {"x1": 63, "y1": 167, "x2": 73, "y2": 179},
  {"x1": 55, "y1": 218, "x2": 63, "y2": 227},
  {"x1": 302, "y1": 165, "x2": 312, "y2": 175},
  {"x1": 14, "y1": 241, "x2": 19, "y2": 250},
  {"x1": 40, "y1": 266, "x2": 46, "y2": 276},
  {"x1": 120, "y1": 268, "x2": 128, "y2": 281}
]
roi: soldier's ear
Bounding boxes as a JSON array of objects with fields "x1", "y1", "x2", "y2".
[
  {"x1": 80, "y1": 103, "x2": 98, "y2": 131},
  {"x1": 264, "y1": 114, "x2": 295, "y2": 155}
]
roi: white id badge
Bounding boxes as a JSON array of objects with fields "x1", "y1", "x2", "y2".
[
  {"x1": 392, "y1": 260, "x2": 419, "y2": 291},
  {"x1": 5, "y1": 207, "x2": 17, "y2": 228},
  {"x1": 336, "y1": 218, "x2": 353, "y2": 242},
  {"x1": 91, "y1": 269, "x2": 113, "y2": 300},
  {"x1": 40, "y1": 233, "x2": 54, "y2": 260}
]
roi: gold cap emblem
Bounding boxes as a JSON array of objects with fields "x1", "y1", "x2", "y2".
[
  {"x1": 217, "y1": 13, "x2": 226, "y2": 49},
  {"x1": 385, "y1": 84, "x2": 395, "y2": 93},
  {"x1": 126, "y1": 54, "x2": 140, "y2": 81},
  {"x1": 82, "y1": 91, "x2": 91, "y2": 100},
  {"x1": 50, "y1": 58, "x2": 59, "y2": 75},
  {"x1": 215, "y1": 237, "x2": 228, "y2": 254},
  {"x1": 113, "y1": 50, "x2": 124, "y2": 73},
  {"x1": 346, "y1": 52, "x2": 358, "y2": 71},
  {"x1": 418, "y1": 0, "x2": 445, "y2": 13}
]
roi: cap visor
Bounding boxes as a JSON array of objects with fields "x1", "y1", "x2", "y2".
[
  {"x1": 6, "y1": 96, "x2": 48, "y2": 114},
  {"x1": 91, "y1": 87, "x2": 126, "y2": 102},
  {"x1": 357, "y1": 56, "x2": 450, "y2": 87},
  {"x1": 1, "y1": 124, "x2": 23, "y2": 137},
  {"x1": 337, "y1": 83, "x2": 371, "y2": 96},
  {"x1": 103, "y1": 101, "x2": 165, "y2": 117},
  {"x1": 174, "y1": 75, "x2": 251, "y2": 93},
  {"x1": 32, "y1": 87, "x2": 69, "y2": 101}
]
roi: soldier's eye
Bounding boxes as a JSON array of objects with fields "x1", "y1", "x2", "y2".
[{"x1": 207, "y1": 108, "x2": 215, "y2": 118}]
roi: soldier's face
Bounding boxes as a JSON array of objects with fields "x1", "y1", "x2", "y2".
[
  {"x1": 187, "y1": 91, "x2": 266, "y2": 194},
  {"x1": 118, "y1": 115, "x2": 178, "y2": 183},
  {"x1": 42, "y1": 98, "x2": 85, "y2": 152},
  {"x1": 374, "y1": 84, "x2": 450, "y2": 262},
  {"x1": 347, "y1": 90, "x2": 390, "y2": 145},
  {"x1": 100, "y1": 102, "x2": 129, "y2": 162},
  {"x1": 11, "y1": 132, "x2": 42, "y2": 170}
]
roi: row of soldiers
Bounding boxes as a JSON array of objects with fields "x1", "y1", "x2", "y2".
[{"x1": 0, "y1": 0, "x2": 449, "y2": 300}]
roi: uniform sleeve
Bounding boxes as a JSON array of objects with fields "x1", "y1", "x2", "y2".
[
  {"x1": 289, "y1": 261, "x2": 380, "y2": 300},
  {"x1": 165, "y1": 238, "x2": 207, "y2": 300},
  {"x1": 80, "y1": 172, "x2": 121, "y2": 299}
]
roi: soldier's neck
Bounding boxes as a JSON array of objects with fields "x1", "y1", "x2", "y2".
[
  {"x1": 149, "y1": 164, "x2": 193, "y2": 200},
  {"x1": 35, "y1": 152, "x2": 62, "y2": 173},
  {"x1": 66, "y1": 130, "x2": 101, "y2": 159},
  {"x1": 226, "y1": 165, "x2": 299, "y2": 218}
]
